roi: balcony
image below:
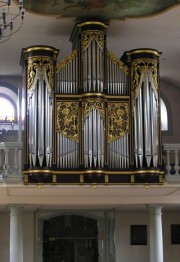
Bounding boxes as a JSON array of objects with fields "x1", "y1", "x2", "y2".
[{"x1": 0, "y1": 142, "x2": 180, "y2": 184}]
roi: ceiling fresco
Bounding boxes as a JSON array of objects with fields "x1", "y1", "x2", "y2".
[{"x1": 20, "y1": 0, "x2": 180, "y2": 20}]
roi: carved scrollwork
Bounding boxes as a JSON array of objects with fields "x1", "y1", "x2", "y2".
[
  {"x1": 107, "y1": 50, "x2": 128, "y2": 75},
  {"x1": 56, "y1": 101, "x2": 79, "y2": 142},
  {"x1": 108, "y1": 102, "x2": 129, "y2": 143},
  {"x1": 56, "y1": 50, "x2": 78, "y2": 72},
  {"x1": 81, "y1": 31, "x2": 104, "y2": 50},
  {"x1": 131, "y1": 59, "x2": 158, "y2": 100},
  {"x1": 82, "y1": 100, "x2": 105, "y2": 121},
  {"x1": 27, "y1": 56, "x2": 54, "y2": 91}
]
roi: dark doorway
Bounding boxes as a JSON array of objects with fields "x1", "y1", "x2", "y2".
[{"x1": 43, "y1": 215, "x2": 99, "y2": 262}]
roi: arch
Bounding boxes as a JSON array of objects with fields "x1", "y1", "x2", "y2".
[
  {"x1": 0, "y1": 81, "x2": 18, "y2": 95},
  {"x1": 0, "y1": 82, "x2": 18, "y2": 123},
  {"x1": 0, "y1": 94, "x2": 17, "y2": 121}
]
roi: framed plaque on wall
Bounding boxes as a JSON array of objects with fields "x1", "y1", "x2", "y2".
[
  {"x1": 130, "y1": 225, "x2": 147, "y2": 245},
  {"x1": 171, "y1": 224, "x2": 180, "y2": 244}
]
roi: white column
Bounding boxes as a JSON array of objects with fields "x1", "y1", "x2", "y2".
[
  {"x1": 149, "y1": 206, "x2": 164, "y2": 262},
  {"x1": 10, "y1": 207, "x2": 23, "y2": 262}
]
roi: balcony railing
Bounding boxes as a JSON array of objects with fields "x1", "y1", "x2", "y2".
[
  {"x1": 0, "y1": 142, "x2": 23, "y2": 183},
  {"x1": 0, "y1": 142, "x2": 179, "y2": 184}
]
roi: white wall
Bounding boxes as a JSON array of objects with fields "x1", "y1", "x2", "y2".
[
  {"x1": 0, "y1": 211, "x2": 35, "y2": 262},
  {"x1": 23, "y1": 212, "x2": 35, "y2": 262},
  {"x1": 115, "y1": 211, "x2": 149, "y2": 262},
  {"x1": 0, "y1": 212, "x2": 10, "y2": 262},
  {"x1": 163, "y1": 211, "x2": 180, "y2": 262}
]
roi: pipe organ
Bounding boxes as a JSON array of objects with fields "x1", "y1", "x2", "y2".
[{"x1": 21, "y1": 21, "x2": 164, "y2": 185}]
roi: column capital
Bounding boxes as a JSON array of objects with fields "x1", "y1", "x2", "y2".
[
  {"x1": 148, "y1": 205, "x2": 163, "y2": 215},
  {"x1": 9, "y1": 206, "x2": 24, "y2": 216}
]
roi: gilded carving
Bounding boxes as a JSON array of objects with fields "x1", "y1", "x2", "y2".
[
  {"x1": 57, "y1": 101, "x2": 79, "y2": 142},
  {"x1": 108, "y1": 102, "x2": 129, "y2": 143},
  {"x1": 131, "y1": 59, "x2": 158, "y2": 100},
  {"x1": 82, "y1": 100, "x2": 105, "y2": 121},
  {"x1": 81, "y1": 31, "x2": 104, "y2": 50},
  {"x1": 107, "y1": 50, "x2": 128, "y2": 75},
  {"x1": 27, "y1": 56, "x2": 54, "y2": 91},
  {"x1": 56, "y1": 50, "x2": 78, "y2": 72}
]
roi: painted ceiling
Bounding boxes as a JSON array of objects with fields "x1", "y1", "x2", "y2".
[{"x1": 21, "y1": 0, "x2": 180, "y2": 20}]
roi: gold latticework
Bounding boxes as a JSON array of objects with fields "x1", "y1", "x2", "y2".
[
  {"x1": 82, "y1": 100, "x2": 105, "y2": 121},
  {"x1": 107, "y1": 50, "x2": 128, "y2": 75},
  {"x1": 56, "y1": 101, "x2": 79, "y2": 142},
  {"x1": 81, "y1": 31, "x2": 104, "y2": 50},
  {"x1": 131, "y1": 59, "x2": 158, "y2": 100},
  {"x1": 108, "y1": 102, "x2": 129, "y2": 143},
  {"x1": 56, "y1": 50, "x2": 78, "y2": 72},
  {"x1": 27, "y1": 56, "x2": 54, "y2": 90}
]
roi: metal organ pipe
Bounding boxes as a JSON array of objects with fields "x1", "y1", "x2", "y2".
[
  {"x1": 45, "y1": 82, "x2": 53, "y2": 168},
  {"x1": 56, "y1": 131, "x2": 79, "y2": 169},
  {"x1": 88, "y1": 44, "x2": 92, "y2": 92},
  {"x1": 109, "y1": 134, "x2": 129, "y2": 169},
  {"x1": 134, "y1": 102, "x2": 138, "y2": 168},
  {"x1": 88, "y1": 111, "x2": 93, "y2": 167},
  {"x1": 83, "y1": 108, "x2": 105, "y2": 168},
  {"x1": 92, "y1": 41, "x2": 96, "y2": 91},
  {"x1": 28, "y1": 79, "x2": 38, "y2": 168},
  {"x1": 93, "y1": 109, "x2": 97, "y2": 166},
  {"x1": 83, "y1": 48, "x2": 88, "y2": 92},
  {"x1": 37, "y1": 72, "x2": 44, "y2": 167},
  {"x1": 107, "y1": 50, "x2": 128, "y2": 95},
  {"x1": 83, "y1": 40, "x2": 103, "y2": 93},
  {"x1": 150, "y1": 77, "x2": 158, "y2": 167},
  {"x1": 56, "y1": 51, "x2": 78, "y2": 94},
  {"x1": 137, "y1": 87, "x2": 144, "y2": 168},
  {"x1": 143, "y1": 75, "x2": 151, "y2": 167}
]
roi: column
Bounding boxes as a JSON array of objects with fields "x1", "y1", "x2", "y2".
[
  {"x1": 10, "y1": 207, "x2": 23, "y2": 262},
  {"x1": 149, "y1": 206, "x2": 164, "y2": 262}
]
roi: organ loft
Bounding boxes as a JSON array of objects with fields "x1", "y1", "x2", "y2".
[{"x1": 21, "y1": 20, "x2": 164, "y2": 186}]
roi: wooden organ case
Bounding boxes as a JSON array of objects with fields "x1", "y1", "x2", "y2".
[{"x1": 21, "y1": 21, "x2": 164, "y2": 186}]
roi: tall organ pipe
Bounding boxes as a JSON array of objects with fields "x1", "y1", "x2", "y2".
[{"x1": 144, "y1": 74, "x2": 152, "y2": 167}]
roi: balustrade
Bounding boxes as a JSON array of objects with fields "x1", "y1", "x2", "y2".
[
  {"x1": 0, "y1": 142, "x2": 179, "y2": 183},
  {"x1": 0, "y1": 142, "x2": 23, "y2": 182},
  {"x1": 163, "y1": 144, "x2": 180, "y2": 182}
]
